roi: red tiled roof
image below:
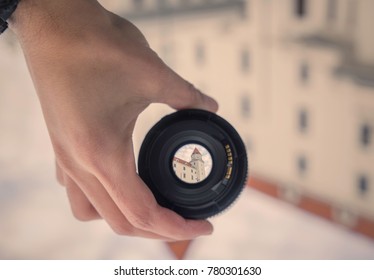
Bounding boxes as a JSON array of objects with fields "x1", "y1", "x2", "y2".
[
  {"x1": 192, "y1": 147, "x2": 201, "y2": 155},
  {"x1": 173, "y1": 157, "x2": 192, "y2": 167}
]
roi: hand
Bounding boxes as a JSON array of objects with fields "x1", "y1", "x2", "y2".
[{"x1": 10, "y1": 0, "x2": 218, "y2": 240}]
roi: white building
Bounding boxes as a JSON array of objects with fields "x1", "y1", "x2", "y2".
[
  {"x1": 123, "y1": 0, "x2": 374, "y2": 238},
  {"x1": 173, "y1": 147, "x2": 205, "y2": 183}
]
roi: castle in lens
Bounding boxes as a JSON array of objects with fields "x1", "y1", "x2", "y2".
[
  {"x1": 138, "y1": 109, "x2": 248, "y2": 219},
  {"x1": 172, "y1": 144, "x2": 213, "y2": 184}
]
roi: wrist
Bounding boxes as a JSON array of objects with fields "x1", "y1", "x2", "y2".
[{"x1": 9, "y1": 0, "x2": 106, "y2": 47}]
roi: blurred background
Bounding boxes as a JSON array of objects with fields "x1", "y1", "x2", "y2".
[{"x1": 0, "y1": 0, "x2": 373, "y2": 259}]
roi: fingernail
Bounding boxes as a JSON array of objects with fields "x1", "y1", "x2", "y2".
[
  {"x1": 203, "y1": 224, "x2": 214, "y2": 235},
  {"x1": 201, "y1": 94, "x2": 219, "y2": 113}
]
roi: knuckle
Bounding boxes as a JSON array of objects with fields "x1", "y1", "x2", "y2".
[
  {"x1": 56, "y1": 173, "x2": 65, "y2": 186},
  {"x1": 71, "y1": 208, "x2": 95, "y2": 222},
  {"x1": 111, "y1": 223, "x2": 135, "y2": 236},
  {"x1": 128, "y1": 209, "x2": 155, "y2": 231},
  {"x1": 189, "y1": 88, "x2": 203, "y2": 105},
  {"x1": 55, "y1": 163, "x2": 66, "y2": 186},
  {"x1": 55, "y1": 129, "x2": 105, "y2": 165},
  {"x1": 53, "y1": 145, "x2": 75, "y2": 173},
  {"x1": 71, "y1": 138, "x2": 104, "y2": 167},
  {"x1": 70, "y1": 203, "x2": 100, "y2": 222}
]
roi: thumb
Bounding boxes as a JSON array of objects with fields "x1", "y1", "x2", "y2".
[{"x1": 157, "y1": 70, "x2": 219, "y2": 113}]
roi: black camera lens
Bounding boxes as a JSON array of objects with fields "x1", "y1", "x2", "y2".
[{"x1": 138, "y1": 109, "x2": 248, "y2": 219}]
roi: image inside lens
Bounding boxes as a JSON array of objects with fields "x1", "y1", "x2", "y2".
[{"x1": 172, "y1": 143, "x2": 213, "y2": 184}]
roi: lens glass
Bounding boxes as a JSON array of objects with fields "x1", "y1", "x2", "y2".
[{"x1": 172, "y1": 143, "x2": 213, "y2": 184}]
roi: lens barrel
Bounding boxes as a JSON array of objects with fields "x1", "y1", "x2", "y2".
[{"x1": 138, "y1": 109, "x2": 248, "y2": 219}]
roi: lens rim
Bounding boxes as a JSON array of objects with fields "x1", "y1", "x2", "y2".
[{"x1": 138, "y1": 109, "x2": 248, "y2": 219}]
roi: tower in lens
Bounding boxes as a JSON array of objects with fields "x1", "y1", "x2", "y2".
[
  {"x1": 190, "y1": 148, "x2": 205, "y2": 182},
  {"x1": 172, "y1": 144, "x2": 212, "y2": 184}
]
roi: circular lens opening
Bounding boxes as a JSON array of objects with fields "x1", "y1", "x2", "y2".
[{"x1": 172, "y1": 143, "x2": 213, "y2": 184}]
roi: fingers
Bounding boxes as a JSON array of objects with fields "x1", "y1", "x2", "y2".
[
  {"x1": 96, "y1": 165, "x2": 214, "y2": 240},
  {"x1": 56, "y1": 159, "x2": 188, "y2": 240},
  {"x1": 157, "y1": 69, "x2": 219, "y2": 113},
  {"x1": 64, "y1": 176, "x2": 101, "y2": 221},
  {"x1": 54, "y1": 126, "x2": 214, "y2": 240},
  {"x1": 65, "y1": 169, "x2": 175, "y2": 241},
  {"x1": 155, "y1": 206, "x2": 214, "y2": 239},
  {"x1": 56, "y1": 162, "x2": 102, "y2": 221}
]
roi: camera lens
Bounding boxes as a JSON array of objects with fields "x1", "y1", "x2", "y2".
[{"x1": 138, "y1": 109, "x2": 248, "y2": 219}]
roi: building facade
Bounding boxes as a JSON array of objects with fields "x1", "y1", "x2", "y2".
[
  {"x1": 173, "y1": 147, "x2": 205, "y2": 183},
  {"x1": 124, "y1": 0, "x2": 374, "y2": 237}
]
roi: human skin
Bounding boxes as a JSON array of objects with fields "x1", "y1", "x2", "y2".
[{"x1": 8, "y1": 0, "x2": 218, "y2": 240}]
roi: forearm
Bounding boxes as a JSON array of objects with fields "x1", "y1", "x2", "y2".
[{"x1": 7, "y1": 0, "x2": 119, "y2": 102}]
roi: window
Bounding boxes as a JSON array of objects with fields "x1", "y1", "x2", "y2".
[
  {"x1": 346, "y1": 0, "x2": 357, "y2": 28},
  {"x1": 326, "y1": 0, "x2": 337, "y2": 22},
  {"x1": 357, "y1": 175, "x2": 369, "y2": 196},
  {"x1": 241, "y1": 95, "x2": 251, "y2": 118},
  {"x1": 297, "y1": 155, "x2": 308, "y2": 175},
  {"x1": 299, "y1": 62, "x2": 309, "y2": 83},
  {"x1": 360, "y1": 123, "x2": 372, "y2": 147},
  {"x1": 241, "y1": 49, "x2": 250, "y2": 73},
  {"x1": 191, "y1": 175, "x2": 194, "y2": 180},
  {"x1": 133, "y1": 0, "x2": 144, "y2": 10},
  {"x1": 183, "y1": 173, "x2": 186, "y2": 179},
  {"x1": 195, "y1": 42, "x2": 205, "y2": 65},
  {"x1": 158, "y1": 0, "x2": 167, "y2": 9},
  {"x1": 298, "y1": 109, "x2": 309, "y2": 133},
  {"x1": 173, "y1": 163, "x2": 176, "y2": 168},
  {"x1": 295, "y1": 0, "x2": 307, "y2": 18},
  {"x1": 183, "y1": 166, "x2": 186, "y2": 171}
]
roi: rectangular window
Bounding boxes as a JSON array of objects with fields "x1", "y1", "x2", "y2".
[
  {"x1": 298, "y1": 109, "x2": 309, "y2": 133},
  {"x1": 326, "y1": 0, "x2": 337, "y2": 22},
  {"x1": 295, "y1": 0, "x2": 307, "y2": 18},
  {"x1": 299, "y1": 62, "x2": 309, "y2": 84},
  {"x1": 195, "y1": 42, "x2": 205, "y2": 65},
  {"x1": 360, "y1": 123, "x2": 371, "y2": 147},
  {"x1": 297, "y1": 155, "x2": 308, "y2": 175},
  {"x1": 191, "y1": 175, "x2": 194, "y2": 180},
  {"x1": 357, "y1": 175, "x2": 369, "y2": 196},
  {"x1": 346, "y1": 0, "x2": 357, "y2": 28},
  {"x1": 241, "y1": 49, "x2": 250, "y2": 73},
  {"x1": 173, "y1": 163, "x2": 176, "y2": 168},
  {"x1": 133, "y1": 0, "x2": 144, "y2": 10},
  {"x1": 241, "y1": 95, "x2": 251, "y2": 119},
  {"x1": 157, "y1": 0, "x2": 167, "y2": 9},
  {"x1": 183, "y1": 173, "x2": 186, "y2": 179},
  {"x1": 183, "y1": 166, "x2": 186, "y2": 171}
]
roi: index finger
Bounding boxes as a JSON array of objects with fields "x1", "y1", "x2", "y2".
[{"x1": 151, "y1": 64, "x2": 219, "y2": 113}]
